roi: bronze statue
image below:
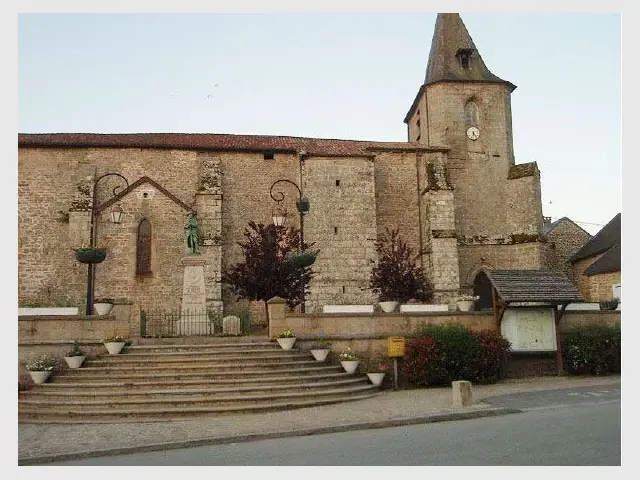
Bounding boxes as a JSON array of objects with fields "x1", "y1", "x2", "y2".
[{"x1": 186, "y1": 212, "x2": 200, "y2": 255}]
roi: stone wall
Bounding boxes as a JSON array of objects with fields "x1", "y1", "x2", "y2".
[
  {"x1": 543, "y1": 219, "x2": 591, "y2": 278},
  {"x1": 571, "y1": 256, "x2": 621, "y2": 302}
]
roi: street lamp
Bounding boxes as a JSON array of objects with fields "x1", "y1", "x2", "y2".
[
  {"x1": 269, "y1": 179, "x2": 310, "y2": 312},
  {"x1": 84, "y1": 170, "x2": 129, "y2": 315}
]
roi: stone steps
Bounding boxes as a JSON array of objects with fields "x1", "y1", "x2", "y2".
[
  {"x1": 19, "y1": 340, "x2": 379, "y2": 423},
  {"x1": 18, "y1": 392, "x2": 382, "y2": 423},
  {"x1": 18, "y1": 376, "x2": 368, "y2": 396}
]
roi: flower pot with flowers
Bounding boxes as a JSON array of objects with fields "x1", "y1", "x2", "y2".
[
  {"x1": 25, "y1": 355, "x2": 58, "y2": 384},
  {"x1": 456, "y1": 294, "x2": 479, "y2": 312},
  {"x1": 309, "y1": 333, "x2": 331, "y2": 361},
  {"x1": 103, "y1": 332, "x2": 127, "y2": 355},
  {"x1": 339, "y1": 348, "x2": 360, "y2": 374},
  {"x1": 63, "y1": 340, "x2": 86, "y2": 369},
  {"x1": 366, "y1": 359, "x2": 391, "y2": 386},
  {"x1": 276, "y1": 329, "x2": 297, "y2": 350}
]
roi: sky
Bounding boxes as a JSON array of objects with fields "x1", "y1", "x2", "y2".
[{"x1": 16, "y1": 10, "x2": 621, "y2": 236}]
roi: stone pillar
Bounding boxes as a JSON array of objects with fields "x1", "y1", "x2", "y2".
[
  {"x1": 452, "y1": 380, "x2": 473, "y2": 408},
  {"x1": 267, "y1": 297, "x2": 287, "y2": 339},
  {"x1": 196, "y1": 157, "x2": 223, "y2": 316},
  {"x1": 180, "y1": 256, "x2": 207, "y2": 335},
  {"x1": 423, "y1": 160, "x2": 461, "y2": 304}
]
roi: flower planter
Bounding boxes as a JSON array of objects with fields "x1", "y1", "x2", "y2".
[
  {"x1": 379, "y1": 301, "x2": 398, "y2": 313},
  {"x1": 366, "y1": 372, "x2": 385, "y2": 386},
  {"x1": 104, "y1": 341, "x2": 126, "y2": 355},
  {"x1": 64, "y1": 355, "x2": 86, "y2": 369},
  {"x1": 310, "y1": 348, "x2": 330, "y2": 361},
  {"x1": 93, "y1": 302, "x2": 114, "y2": 315},
  {"x1": 286, "y1": 252, "x2": 317, "y2": 268},
  {"x1": 276, "y1": 337, "x2": 297, "y2": 350},
  {"x1": 74, "y1": 248, "x2": 107, "y2": 264},
  {"x1": 340, "y1": 360, "x2": 360, "y2": 374},
  {"x1": 456, "y1": 300, "x2": 474, "y2": 312},
  {"x1": 400, "y1": 304, "x2": 449, "y2": 313},
  {"x1": 18, "y1": 307, "x2": 79, "y2": 316},
  {"x1": 28, "y1": 370, "x2": 52, "y2": 384}
]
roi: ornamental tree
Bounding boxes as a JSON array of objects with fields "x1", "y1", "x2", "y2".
[
  {"x1": 369, "y1": 227, "x2": 434, "y2": 303},
  {"x1": 222, "y1": 221, "x2": 318, "y2": 322}
]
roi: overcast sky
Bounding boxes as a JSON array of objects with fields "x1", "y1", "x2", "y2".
[{"x1": 17, "y1": 11, "x2": 621, "y2": 235}]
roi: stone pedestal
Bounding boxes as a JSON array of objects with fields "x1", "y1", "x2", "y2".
[
  {"x1": 180, "y1": 256, "x2": 207, "y2": 335},
  {"x1": 452, "y1": 380, "x2": 473, "y2": 408}
]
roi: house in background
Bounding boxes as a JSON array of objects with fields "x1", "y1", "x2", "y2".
[
  {"x1": 542, "y1": 216, "x2": 592, "y2": 280},
  {"x1": 569, "y1": 213, "x2": 621, "y2": 302}
]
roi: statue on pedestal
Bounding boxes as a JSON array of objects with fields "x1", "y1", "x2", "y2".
[{"x1": 186, "y1": 211, "x2": 200, "y2": 255}]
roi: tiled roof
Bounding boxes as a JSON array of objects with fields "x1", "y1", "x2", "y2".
[
  {"x1": 583, "y1": 244, "x2": 620, "y2": 276},
  {"x1": 18, "y1": 133, "x2": 446, "y2": 157},
  {"x1": 482, "y1": 269, "x2": 584, "y2": 303},
  {"x1": 570, "y1": 213, "x2": 621, "y2": 263}
]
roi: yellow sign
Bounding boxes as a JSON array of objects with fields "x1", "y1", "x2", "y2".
[{"x1": 387, "y1": 336, "x2": 405, "y2": 357}]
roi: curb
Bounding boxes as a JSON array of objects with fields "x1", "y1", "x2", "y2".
[{"x1": 18, "y1": 406, "x2": 522, "y2": 465}]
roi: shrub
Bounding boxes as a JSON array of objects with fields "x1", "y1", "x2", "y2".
[
  {"x1": 562, "y1": 324, "x2": 621, "y2": 375},
  {"x1": 400, "y1": 324, "x2": 511, "y2": 386},
  {"x1": 369, "y1": 227, "x2": 434, "y2": 303}
]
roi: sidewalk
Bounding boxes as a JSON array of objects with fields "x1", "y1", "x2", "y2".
[{"x1": 18, "y1": 374, "x2": 621, "y2": 465}]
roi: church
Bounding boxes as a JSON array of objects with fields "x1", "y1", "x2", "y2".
[{"x1": 18, "y1": 13, "x2": 546, "y2": 321}]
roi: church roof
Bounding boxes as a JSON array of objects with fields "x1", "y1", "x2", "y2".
[
  {"x1": 482, "y1": 269, "x2": 584, "y2": 303},
  {"x1": 18, "y1": 133, "x2": 447, "y2": 157},
  {"x1": 425, "y1": 14, "x2": 516, "y2": 91},
  {"x1": 404, "y1": 14, "x2": 516, "y2": 123}
]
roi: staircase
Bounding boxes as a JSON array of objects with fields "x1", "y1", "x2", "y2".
[{"x1": 18, "y1": 340, "x2": 381, "y2": 423}]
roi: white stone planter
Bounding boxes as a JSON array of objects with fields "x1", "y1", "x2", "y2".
[
  {"x1": 379, "y1": 301, "x2": 398, "y2": 313},
  {"x1": 28, "y1": 370, "x2": 52, "y2": 384},
  {"x1": 310, "y1": 348, "x2": 330, "y2": 361},
  {"x1": 366, "y1": 372, "x2": 385, "y2": 386},
  {"x1": 93, "y1": 302, "x2": 114, "y2": 315},
  {"x1": 456, "y1": 300, "x2": 474, "y2": 312},
  {"x1": 64, "y1": 355, "x2": 86, "y2": 369},
  {"x1": 104, "y1": 341, "x2": 126, "y2": 355},
  {"x1": 18, "y1": 307, "x2": 79, "y2": 316},
  {"x1": 400, "y1": 304, "x2": 449, "y2": 313},
  {"x1": 340, "y1": 360, "x2": 360, "y2": 374},
  {"x1": 276, "y1": 337, "x2": 297, "y2": 350},
  {"x1": 323, "y1": 305, "x2": 374, "y2": 314}
]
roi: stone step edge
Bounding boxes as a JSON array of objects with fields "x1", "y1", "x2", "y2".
[
  {"x1": 128, "y1": 342, "x2": 277, "y2": 349},
  {"x1": 18, "y1": 392, "x2": 382, "y2": 423},
  {"x1": 73, "y1": 359, "x2": 322, "y2": 370},
  {"x1": 18, "y1": 384, "x2": 378, "y2": 406},
  {"x1": 51, "y1": 370, "x2": 346, "y2": 382},
  {"x1": 20, "y1": 378, "x2": 368, "y2": 396},
  {"x1": 42, "y1": 372, "x2": 351, "y2": 387},
  {"x1": 93, "y1": 351, "x2": 304, "y2": 358},
  {"x1": 87, "y1": 355, "x2": 312, "y2": 364}
]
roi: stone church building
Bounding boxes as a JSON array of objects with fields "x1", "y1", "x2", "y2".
[{"x1": 18, "y1": 14, "x2": 545, "y2": 321}]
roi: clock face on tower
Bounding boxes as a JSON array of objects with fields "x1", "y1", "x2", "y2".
[{"x1": 466, "y1": 126, "x2": 480, "y2": 140}]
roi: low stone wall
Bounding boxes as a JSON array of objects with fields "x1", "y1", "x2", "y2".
[{"x1": 267, "y1": 298, "x2": 621, "y2": 378}]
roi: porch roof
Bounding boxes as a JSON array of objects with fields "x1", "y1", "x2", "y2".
[{"x1": 481, "y1": 269, "x2": 584, "y2": 304}]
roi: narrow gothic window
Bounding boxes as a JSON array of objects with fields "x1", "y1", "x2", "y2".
[
  {"x1": 136, "y1": 219, "x2": 152, "y2": 274},
  {"x1": 465, "y1": 101, "x2": 479, "y2": 126}
]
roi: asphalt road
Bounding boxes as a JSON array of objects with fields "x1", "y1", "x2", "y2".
[{"x1": 44, "y1": 384, "x2": 621, "y2": 466}]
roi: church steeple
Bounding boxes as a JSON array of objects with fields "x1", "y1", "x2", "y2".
[{"x1": 425, "y1": 13, "x2": 516, "y2": 92}]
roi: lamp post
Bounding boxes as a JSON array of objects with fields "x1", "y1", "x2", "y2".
[
  {"x1": 84, "y1": 170, "x2": 129, "y2": 315},
  {"x1": 269, "y1": 179, "x2": 310, "y2": 312}
]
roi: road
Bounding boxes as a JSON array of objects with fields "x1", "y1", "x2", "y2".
[{"x1": 42, "y1": 384, "x2": 621, "y2": 466}]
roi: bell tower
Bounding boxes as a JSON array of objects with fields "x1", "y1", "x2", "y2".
[{"x1": 406, "y1": 13, "x2": 544, "y2": 288}]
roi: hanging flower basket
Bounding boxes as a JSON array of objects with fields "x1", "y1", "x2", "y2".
[
  {"x1": 74, "y1": 248, "x2": 107, "y2": 264},
  {"x1": 296, "y1": 197, "x2": 310, "y2": 213},
  {"x1": 286, "y1": 252, "x2": 317, "y2": 268}
]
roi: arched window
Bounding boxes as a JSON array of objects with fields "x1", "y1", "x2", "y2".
[
  {"x1": 136, "y1": 219, "x2": 152, "y2": 275},
  {"x1": 465, "y1": 101, "x2": 479, "y2": 127}
]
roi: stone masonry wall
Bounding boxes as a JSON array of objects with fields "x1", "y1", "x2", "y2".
[
  {"x1": 303, "y1": 156, "x2": 378, "y2": 310},
  {"x1": 543, "y1": 220, "x2": 592, "y2": 279},
  {"x1": 571, "y1": 255, "x2": 620, "y2": 302}
]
